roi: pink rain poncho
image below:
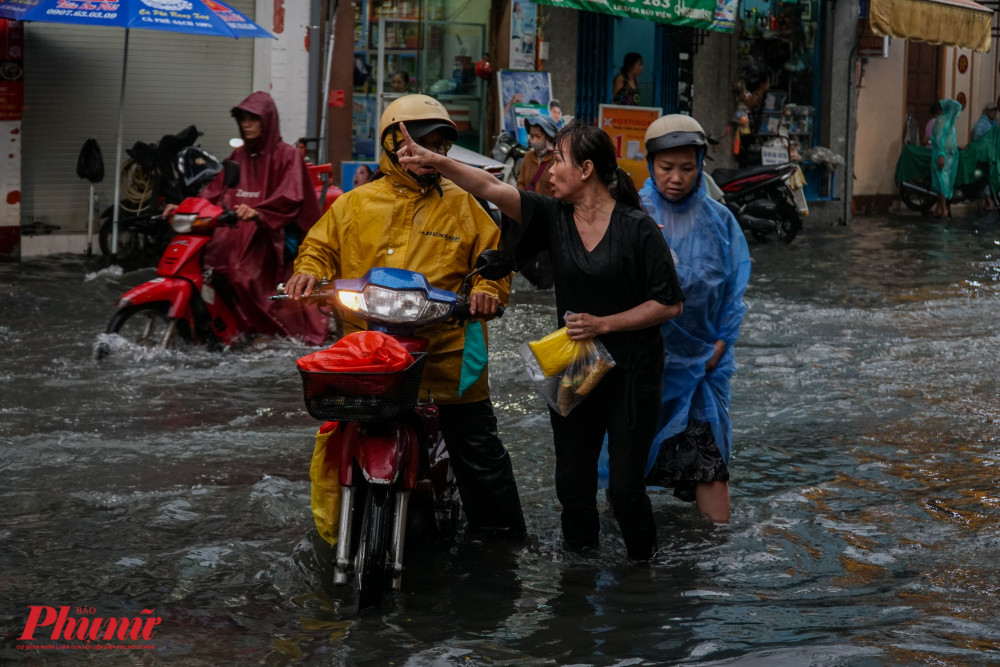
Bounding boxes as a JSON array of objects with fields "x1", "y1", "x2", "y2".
[{"x1": 200, "y1": 91, "x2": 327, "y2": 345}]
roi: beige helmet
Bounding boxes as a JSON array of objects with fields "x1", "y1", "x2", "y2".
[
  {"x1": 379, "y1": 94, "x2": 458, "y2": 153},
  {"x1": 644, "y1": 114, "x2": 707, "y2": 157}
]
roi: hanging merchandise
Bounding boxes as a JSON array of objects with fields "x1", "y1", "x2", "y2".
[{"x1": 733, "y1": 0, "x2": 820, "y2": 168}]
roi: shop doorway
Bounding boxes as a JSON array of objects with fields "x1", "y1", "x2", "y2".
[
  {"x1": 574, "y1": 14, "x2": 690, "y2": 123},
  {"x1": 610, "y1": 18, "x2": 656, "y2": 106},
  {"x1": 906, "y1": 41, "x2": 942, "y2": 146}
]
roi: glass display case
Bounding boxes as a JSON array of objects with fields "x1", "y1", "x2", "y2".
[
  {"x1": 418, "y1": 21, "x2": 485, "y2": 153},
  {"x1": 351, "y1": 0, "x2": 488, "y2": 159}
]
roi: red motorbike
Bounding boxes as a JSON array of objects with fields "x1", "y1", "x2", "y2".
[
  {"x1": 96, "y1": 160, "x2": 254, "y2": 356},
  {"x1": 274, "y1": 250, "x2": 513, "y2": 611}
]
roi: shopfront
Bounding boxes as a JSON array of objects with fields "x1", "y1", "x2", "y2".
[
  {"x1": 350, "y1": 0, "x2": 490, "y2": 161},
  {"x1": 572, "y1": 13, "x2": 700, "y2": 126},
  {"x1": 733, "y1": 0, "x2": 822, "y2": 165}
]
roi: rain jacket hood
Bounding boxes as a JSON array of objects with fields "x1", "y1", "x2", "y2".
[
  {"x1": 232, "y1": 90, "x2": 282, "y2": 155},
  {"x1": 640, "y1": 176, "x2": 750, "y2": 465},
  {"x1": 646, "y1": 148, "x2": 706, "y2": 210},
  {"x1": 379, "y1": 144, "x2": 440, "y2": 193},
  {"x1": 293, "y1": 166, "x2": 510, "y2": 404}
]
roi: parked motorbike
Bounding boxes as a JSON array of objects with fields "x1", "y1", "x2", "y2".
[
  {"x1": 96, "y1": 158, "x2": 254, "y2": 358},
  {"x1": 896, "y1": 140, "x2": 998, "y2": 214},
  {"x1": 102, "y1": 130, "x2": 344, "y2": 266},
  {"x1": 492, "y1": 131, "x2": 528, "y2": 186},
  {"x1": 98, "y1": 125, "x2": 205, "y2": 264},
  {"x1": 710, "y1": 162, "x2": 807, "y2": 243},
  {"x1": 273, "y1": 249, "x2": 514, "y2": 611}
]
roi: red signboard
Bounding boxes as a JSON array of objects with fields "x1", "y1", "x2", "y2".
[{"x1": 0, "y1": 19, "x2": 24, "y2": 121}]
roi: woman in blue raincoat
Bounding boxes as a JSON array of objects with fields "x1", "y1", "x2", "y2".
[
  {"x1": 638, "y1": 115, "x2": 751, "y2": 522},
  {"x1": 931, "y1": 98, "x2": 962, "y2": 218}
]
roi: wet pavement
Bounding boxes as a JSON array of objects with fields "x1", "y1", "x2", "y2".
[{"x1": 2, "y1": 213, "x2": 1000, "y2": 665}]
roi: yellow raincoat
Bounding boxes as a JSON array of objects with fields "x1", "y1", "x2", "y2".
[
  {"x1": 295, "y1": 154, "x2": 511, "y2": 545},
  {"x1": 294, "y1": 153, "x2": 509, "y2": 404}
]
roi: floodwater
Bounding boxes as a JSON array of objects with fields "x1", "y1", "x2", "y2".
[{"x1": 2, "y1": 214, "x2": 1000, "y2": 665}]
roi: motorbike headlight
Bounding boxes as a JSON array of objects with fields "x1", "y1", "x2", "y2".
[
  {"x1": 171, "y1": 213, "x2": 196, "y2": 233},
  {"x1": 343, "y1": 285, "x2": 451, "y2": 324}
]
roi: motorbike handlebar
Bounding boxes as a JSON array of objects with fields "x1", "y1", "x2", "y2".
[
  {"x1": 271, "y1": 283, "x2": 505, "y2": 320},
  {"x1": 450, "y1": 299, "x2": 505, "y2": 322},
  {"x1": 269, "y1": 282, "x2": 335, "y2": 305}
]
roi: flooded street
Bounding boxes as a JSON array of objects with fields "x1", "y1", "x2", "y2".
[{"x1": 2, "y1": 213, "x2": 1000, "y2": 665}]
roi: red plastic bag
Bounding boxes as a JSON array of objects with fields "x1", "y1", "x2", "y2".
[{"x1": 296, "y1": 331, "x2": 412, "y2": 373}]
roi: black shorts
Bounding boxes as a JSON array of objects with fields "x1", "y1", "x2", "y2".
[{"x1": 646, "y1": 419, "x2": 729, "y2": 502}]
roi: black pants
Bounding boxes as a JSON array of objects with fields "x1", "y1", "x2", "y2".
[
  {"x1": 549, "y1": 357, "x2": 662, "y2": 560},
  {"x1": 438, "y1": 399, "x2": 526, "y2": 538}
]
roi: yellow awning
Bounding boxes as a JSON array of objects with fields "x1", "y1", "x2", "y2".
[{"x1": 870, "y1": 0, "x2": 993, "y2": 53}]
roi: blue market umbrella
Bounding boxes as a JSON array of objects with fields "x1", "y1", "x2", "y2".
[{"x1": 0, "y1": 0, "x2": 273, "y2": 257}]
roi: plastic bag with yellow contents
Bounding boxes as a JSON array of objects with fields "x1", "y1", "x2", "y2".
[
  {"x1": 520, "y1": 324, "x2": 615, "y2": 416},
  {"x1": 526, "y1": 327, "x2": 588, "y2": 377}
]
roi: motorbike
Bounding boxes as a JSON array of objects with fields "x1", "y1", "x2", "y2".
[
  {"x1": 709, "y1": 161, "x2": 808, "y2": 243},
  {"x1": 491, "y1": 131, "x2": 528, "y2": 186},
  {"x1": 98, "y1": 125, "x2": 205, "y2": 264},
  {"x1": 96, "y1": 158, "x2": 254, "y2": 357},
  {"x1": 895, "y1": 137, "x2": 999, "y2": 214},
  {"x1": 273, "y1": 249, "x2": 514, "y2": 611}
]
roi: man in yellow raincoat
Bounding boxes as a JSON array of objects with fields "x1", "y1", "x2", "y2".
[{"x1": 285, "y1": 94, "x2": 526, "y2": 541}]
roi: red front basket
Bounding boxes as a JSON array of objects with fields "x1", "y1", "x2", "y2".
[{"x1": 299, "y1": 353, "x2": 427, "y2": 422}]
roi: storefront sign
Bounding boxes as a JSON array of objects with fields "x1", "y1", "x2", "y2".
[
  {"x1": 598, "y1": 104, "x2": 661, "y2": 190},
  {"x1": 0, "y1": 19, "x2": 24, "y2": 121},
  {"x1": 533, "y1": 0, "x2": 737, "y2": 32}
]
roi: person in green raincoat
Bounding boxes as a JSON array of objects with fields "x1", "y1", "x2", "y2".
[{"x1": 931, "y1": 99, "x2": 962, "y2": 217}]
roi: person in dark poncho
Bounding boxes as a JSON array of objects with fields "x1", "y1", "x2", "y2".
[{"x1": 194, "y1": 91, "x2": 327, "y2": 345}]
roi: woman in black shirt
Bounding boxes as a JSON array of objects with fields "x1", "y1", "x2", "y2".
[{"x1": 398, "y1": 122, "x2": 683, "y2": 560}]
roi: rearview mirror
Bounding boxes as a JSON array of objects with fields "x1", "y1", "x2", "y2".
[
  {"x1": 474, "y1": 249, "x2": 515, "y2": 281},
  {"x1": 222, "y1": 160, "x2": 241, "y2": 189}
]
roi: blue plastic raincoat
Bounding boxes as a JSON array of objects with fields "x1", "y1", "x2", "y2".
[
  {"x1": 971, "y1": 113, "x2": 997, "y2": 142},
  {"x1": 931, "y1": 99, "x2": 962, "y2": 199},
  {"x1": 640, "y1": 178, "x2": 751, "y2": 468},
  {"x1": 598, "y1": 174, "x2": 750, "y2": 486}
]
